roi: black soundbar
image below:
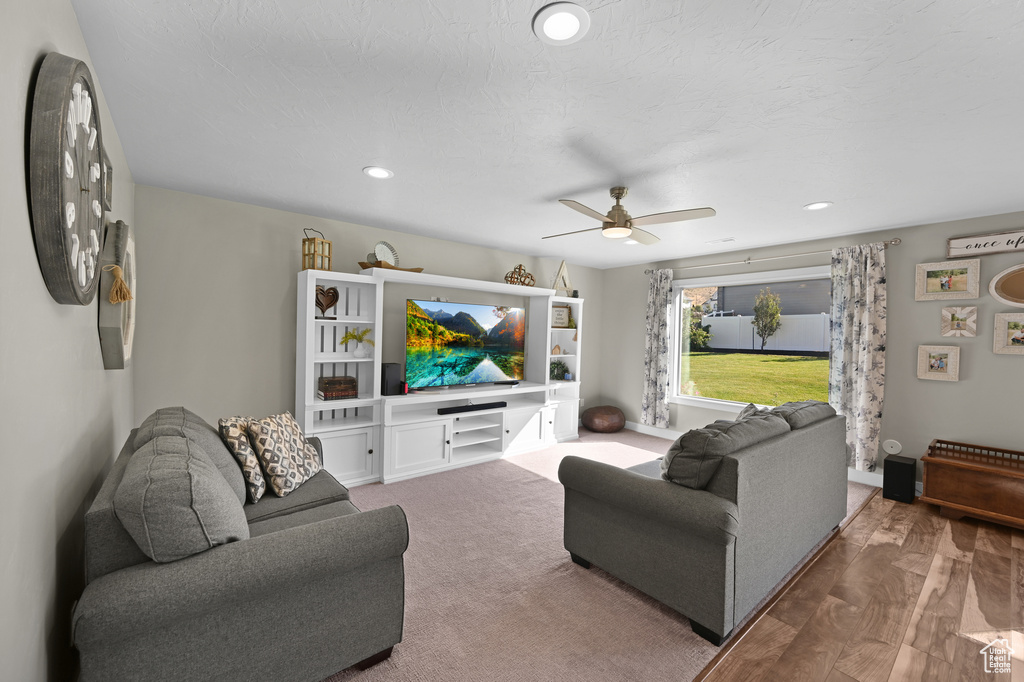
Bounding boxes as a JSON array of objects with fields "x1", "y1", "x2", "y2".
[{"x1": 437, "y1": 401, "x2": 507, "y2": 415}]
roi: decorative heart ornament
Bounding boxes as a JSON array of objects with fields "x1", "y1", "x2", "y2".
[{"x1": 315, "y1": 286, "x2": 339, "y2": 316}]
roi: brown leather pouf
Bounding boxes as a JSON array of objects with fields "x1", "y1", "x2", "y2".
[{"x1": 581, "y1": 405, "x2": 626, "y2": 433}]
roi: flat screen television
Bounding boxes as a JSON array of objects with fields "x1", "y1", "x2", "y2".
[{"x1": 405, "y1": 299, "x2": 526, "y2": 388}]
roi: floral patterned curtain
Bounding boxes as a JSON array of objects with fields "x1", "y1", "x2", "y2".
[
  {"x1": 641, "y1": 269, "x2": 673, "y2": 428},
  {"x1": 829, "y1": 243, "x2": 887, "y2": 471}
]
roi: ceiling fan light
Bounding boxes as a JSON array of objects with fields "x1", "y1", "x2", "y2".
[
  {"x1": 533, "y1": 3, "x2": 591, "y2": 45},
  {"x1": 602, "y1": 225, "x2": 631, "y2": 239}
]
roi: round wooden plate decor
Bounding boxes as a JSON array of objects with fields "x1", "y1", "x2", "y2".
[{"x1": 98, "y1": 221, "x2": 135, "y2": 369}]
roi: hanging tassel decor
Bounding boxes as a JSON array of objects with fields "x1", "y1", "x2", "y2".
[{"x1": 101, "y1": 264, "x2": 133, "y2": 303}]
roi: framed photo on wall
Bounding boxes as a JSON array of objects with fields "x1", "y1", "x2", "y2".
[
  {"x1": 914, "y1": 259, "x2": 980, "y2": 301},
  {"x1": 917, "y1": 345, "x2": 960, "y2": 381},
  {"x1": 993, "y1": 313, "x2": 1024, "y2": 355},
  {"x1": 941, "y1": 307, "x2": 977, "y2": 337}
]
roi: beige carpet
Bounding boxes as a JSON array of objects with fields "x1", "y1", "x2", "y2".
[{"x1": 326, "y1": 433, "x2": 876, "y2": 682}]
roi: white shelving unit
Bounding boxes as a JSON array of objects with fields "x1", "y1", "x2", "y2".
[
  {"x1": 548, "y1": 296, "x2": 583, "y2": 442},
  {"x1": 296, "y1": 270, "x2": 383, "y2": 486},
  {"x1": 297, "y1": 267, "x2": 585, "y2": 486}
]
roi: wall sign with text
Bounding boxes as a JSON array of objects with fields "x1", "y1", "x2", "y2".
[{"x1": 947, "y1": 228, "x2": 1024, "y2": 258}]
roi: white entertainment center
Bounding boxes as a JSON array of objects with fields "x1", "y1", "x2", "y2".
[{"x1": 296, "y1": 268, "x2": 584, "y2": 486}]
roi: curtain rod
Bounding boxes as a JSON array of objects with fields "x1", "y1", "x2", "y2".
[{"x1": 644, "y1": 238, "x2": 901, "y2": 274}]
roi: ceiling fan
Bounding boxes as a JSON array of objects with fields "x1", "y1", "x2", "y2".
[{"x1": 543, "y1": 187, "x2": 715, "y2": 245}]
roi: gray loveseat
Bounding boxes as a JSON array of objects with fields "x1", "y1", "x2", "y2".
[
  {"x1": 72, "y1": 407, "x2": 409, "y2": 681},
  {"x1": 558, "y1": 402, "x2": 847, "y2": 645}
]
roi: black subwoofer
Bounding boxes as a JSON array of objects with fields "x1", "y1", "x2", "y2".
[
  {"x1": 381, "y1": 363, "x2": 403, "y2": 396},
  {"x1": 882, "y1": 455, "x2": 916, "y2": 503}
]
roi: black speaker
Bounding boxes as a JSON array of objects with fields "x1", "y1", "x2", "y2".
[
  {"x1": 381, "y1": 363, "x2": 403, "y2": 396},
  {"x1": 882, "y1": 455, "x2": 916, "y2": 503}
]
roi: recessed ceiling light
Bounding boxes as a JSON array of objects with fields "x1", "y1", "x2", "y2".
[
  {"x1": 533, "y1": 3, "x2": 591, "y2": 45},
  {"x1": 362, "y1": 166, "x2": 394, "y2": 179},
  {"x1": 803, "y1": 201, "x2": 833, "y2": 211}
]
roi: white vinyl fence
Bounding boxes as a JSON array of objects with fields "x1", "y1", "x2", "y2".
[{"x1": 701, "y1": 313, "x2": 830, "y2": 352}]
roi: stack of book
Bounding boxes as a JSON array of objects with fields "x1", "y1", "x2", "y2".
[{"x1": 317, "y1": 376, "x2": 358, "y2": 400}]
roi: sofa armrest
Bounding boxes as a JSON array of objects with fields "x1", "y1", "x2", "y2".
[
  {"x1": 558, "y1": 456, "x2": 739, "y2": 544},
  {"x1": 73, "y1": 504, "x2": 408, "y2": 646}
]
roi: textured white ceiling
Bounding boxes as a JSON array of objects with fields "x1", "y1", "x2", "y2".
[{"x1": 70, "y1": 0, "x2": 1024, "y2": 268}]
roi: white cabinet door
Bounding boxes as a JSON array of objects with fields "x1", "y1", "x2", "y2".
[
  {"x1": 552, "y1": 400, "x2": 580, "y2": 442},
  {"x1": 318, "y1": 427, "x2": 379, "y2": 487},
  {"x1": 387, "y1": 420, "x2": 452, "y2": 479},
  {"x1": 504, "y1": 405, "x2": 550, "y2": 454}
]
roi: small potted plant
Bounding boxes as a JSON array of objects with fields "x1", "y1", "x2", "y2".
[{"x1": 339, "y1": 328, "x2": 374, "y2": 358}]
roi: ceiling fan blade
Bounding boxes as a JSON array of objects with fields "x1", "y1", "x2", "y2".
[
  {"x1": 559, "y1": 199, "x2": 613, "y2": 223},
  {"x1": 630, "y1": 207, "x2": 716, "y2": 227},
  {"x1": 542, "y1": 227, "x2": 604, "y2": 240},
  {"x1": 628, "y1": 227, "x2": 660, "y2": 245}
]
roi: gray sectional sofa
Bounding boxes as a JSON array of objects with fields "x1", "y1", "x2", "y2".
[
  {"x1": 558, "y1": 402, "x2": 847, "y2": 645},
  {"x1": 72, "y1": 407, "x2": 409, "y2": 682}
]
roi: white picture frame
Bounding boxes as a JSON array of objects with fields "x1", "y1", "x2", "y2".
[
  {"x1": 993, "y1": 313, "x2": 1024, "y2": 355},
  {"x1": 941, "y1": 307, "x2": 977, "y2": 337},
  {"x1": 917, "y1": 345, "x2": 960, "y2": 381},
  {"x1": 914, "y1": 259, "x2": 980, "y2": 301}
]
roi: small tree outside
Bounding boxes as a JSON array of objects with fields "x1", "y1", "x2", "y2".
[
  {"x1": 689, "y1": 304, "x2": 713, "y2": 351},
  {"x1": 752, "y1": 288, "x2": 782, "y2": 351}
]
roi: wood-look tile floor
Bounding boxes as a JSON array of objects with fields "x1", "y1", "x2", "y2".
[{"x1": 701, "y1": 493, "x2": 1024, "y2": 682}]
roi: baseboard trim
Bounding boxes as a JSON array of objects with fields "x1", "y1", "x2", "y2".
[
  {"x1": 624, "y1": 420, "x2": 685, "y2": 441},
  {"x1": 847, "y1": 468, "x2": 883, "y2": 488}
]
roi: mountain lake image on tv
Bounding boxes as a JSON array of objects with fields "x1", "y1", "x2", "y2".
[{"x1": 406, "y1": 300, "x2": 526, "y2": 388}]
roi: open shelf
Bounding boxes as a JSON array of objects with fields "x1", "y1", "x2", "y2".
[
  {"x1": 316, "y1": 318, "x2": 375, "y2": 325},
  {"x1": 451, "y1": 442, "x2": 503, "y2": 461},
  {"x1": 451, "y1": 415, "x2": 502, "y2": 432},
  {"x1": 452, "y1": 431, "x2": 501, "y2": 448},
  {"x1": 314, "y1": 354, "x2": 374, "y2": 364},
  {"x1": 307, "y1": 412, "x2": 379, "y2": 434}
]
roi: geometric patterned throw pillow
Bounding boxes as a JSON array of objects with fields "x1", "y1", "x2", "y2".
[
  {"x1": 246, "y1": 412, "x2": 321, "y2": 497},
  {"x1": 218, "y1": 416, "x2": 266, "y2": 504}
]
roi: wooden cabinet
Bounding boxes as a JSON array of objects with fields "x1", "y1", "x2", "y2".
[{"x1": 919, "y1": 439, "x2": 1024, "y2": 530}]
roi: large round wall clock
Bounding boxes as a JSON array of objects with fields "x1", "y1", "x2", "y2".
[{"x1": 29, "y1": 52, "x2": 106, "y2": 305}]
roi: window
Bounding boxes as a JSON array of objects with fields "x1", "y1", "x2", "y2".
[{"x1": 671, "y1": 266, "x2": 831, "y2": 408}]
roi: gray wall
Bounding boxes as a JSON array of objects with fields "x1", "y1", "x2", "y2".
[
  {"x1": 133, "y1": 186, "x2": 603, "y2": 426},
  {"x1": 0, "y1": 1, "x2": 136, "y2": 679},
  {"x1": 598, "y1": 211, "x2": 1024, "y2": 476}
]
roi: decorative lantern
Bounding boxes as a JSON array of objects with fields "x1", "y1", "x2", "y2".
[{"x1": 301, "y1": 228, "x2": 332, "y2": 271}]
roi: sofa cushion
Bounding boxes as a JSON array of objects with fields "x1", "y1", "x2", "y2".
[
  {"x1": 737, "y1": 403, "x2": 769, "y2": 419},
  {"x1": 219, "y1": 416, "x2": 266, "y2": 503},
  {"x1": 771, "y1": 400, "x2": 837, "y2": 429},
  {"x1": 243, "y1": 469, "x2": 350, "y2": 523},
  {"x1": 134, "y1": 406, "x2": 246, "y2": 505},
  {"x1": 248, "y1": 499, "x2": 361, "y2": 537},
  {"x1": 114, "y1": 436, "x2": 249, "y2": 563},
  {"x1": 662, "y1": 412, "x2": 791, "y2": 489},
  {"x1": 626, "y1": 459, "x2": 664, "y2": 479},
  {"x1": 247, "y1": 412, "x2": 321, "y2": 497}
]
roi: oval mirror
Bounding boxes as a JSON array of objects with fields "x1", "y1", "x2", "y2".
[{"x1": 989, "y1": 263, "x2": 1024, "y2": 308}]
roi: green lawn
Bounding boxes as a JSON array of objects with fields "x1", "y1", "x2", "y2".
[{"x1": 680, "y1": 352, "x2": 829, "y2": 405}]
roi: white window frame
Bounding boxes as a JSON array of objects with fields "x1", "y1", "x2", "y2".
[{"x1": 669, "y1": 265, "x2": 831, "y2": 408}]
